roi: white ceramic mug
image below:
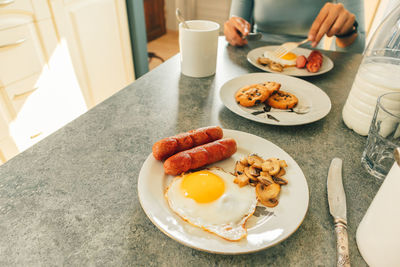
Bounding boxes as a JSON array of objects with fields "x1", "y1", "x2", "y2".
[{"x1": 179, "y1": 20, "x2": 220, "y2": 78}]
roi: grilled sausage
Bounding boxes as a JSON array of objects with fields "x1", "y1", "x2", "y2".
[
  {"x1": 296, "y1": 55, "x2": 307, "y2": 68},
  {"x1": 163, "y1": 138, "x2": 237, "y2": 175},
  {"x1": 306, "y1": 51, "x2": 323, "y2": 73},
  {"x1": 152, "y1": 126, "x2": 223, "y2": 161}
]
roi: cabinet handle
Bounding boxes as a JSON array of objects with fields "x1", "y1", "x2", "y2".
[
  {"x1": 30, "y1": 132, "x2": 42, "y2": 139},
  {"x1": 13, "y1": 87, "x2": 38, "y2": 101},
  {"x1": 0, "y1": 0, "x2": 14, "y2": 6},
  {"x1": 0, "y1": 38, "x2": 26, "y2": 49}
]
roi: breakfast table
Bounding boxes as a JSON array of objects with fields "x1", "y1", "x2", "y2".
[{"x1": 0, "y1": 37, "x2": 379, "y2": 266}]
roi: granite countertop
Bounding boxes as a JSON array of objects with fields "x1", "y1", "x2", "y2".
[{"x1": 0, "y1": 38, "x2": 381, "y2": 266}]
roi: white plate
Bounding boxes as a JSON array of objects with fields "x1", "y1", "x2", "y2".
[
  {"x1": 247, "y1": 46, "x2": 334, "y2": 76},
  {"x1": 219, "y1": 73, "x2": 331, "y2": 126},
  {"x1": 138, "y1": 129, "x2": 309, "y2": 254}
]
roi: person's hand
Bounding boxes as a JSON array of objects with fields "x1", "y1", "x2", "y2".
[
  {"x1": 308, "y1": 3, "x2": 356, "y2": 47},
  {"x1": 224, "y1": 16, "x2": 251, "y2": 46}
]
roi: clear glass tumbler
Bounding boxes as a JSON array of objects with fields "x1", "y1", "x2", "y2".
[{"x1": 361, "y1": 92, "x2": 400, "y2": 179}]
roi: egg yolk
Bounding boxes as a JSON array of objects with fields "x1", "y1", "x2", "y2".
[
  {"x1": 280, "y1": 52, "x2": 297, "y2": 60},
  {"x1": 180, "y1": 171, "x2": 225, "y2": 203}
]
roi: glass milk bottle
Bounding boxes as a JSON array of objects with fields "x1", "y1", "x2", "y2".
[
  {"x1": 356, "y1": 148, "x2": 400, "y2": 266},
  {"x1": 342, "y1": 5, "x2": 400, "y2": 136}
]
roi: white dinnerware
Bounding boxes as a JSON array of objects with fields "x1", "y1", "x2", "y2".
[
  {"x1": 219, "y1": 73, "x2": 331, "y2": 126},
  {"x1": 138, "y1": 129, "x2": 309, "y2": 254},
  {"x1": 247, "y1": 46, "x2": 334, "y2": 77}
]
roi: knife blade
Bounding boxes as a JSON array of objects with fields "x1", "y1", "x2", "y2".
[
  {"x1": 327, "y1": 158, "x2": 350, "y2": 267},
  {"x1": 243, "y1": 32, "x2": 262, "y2": 41}
]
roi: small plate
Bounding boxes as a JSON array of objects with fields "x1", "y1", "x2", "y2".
[
  {"x1": 247, "y1": 46, "x2": 334, "y2": 76},
  {"x1": 219, "y1": 73, "x2": 331, "y2": 126},
  {"x1": 138, "y1": 129, "x2": 309, "y2": 254}
]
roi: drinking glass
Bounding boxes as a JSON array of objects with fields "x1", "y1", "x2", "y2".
[{"x1": 361, "y1": 92, "x2": 400, "y2": 179}]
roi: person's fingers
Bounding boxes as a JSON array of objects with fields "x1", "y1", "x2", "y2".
[
  {"x1": 224, "y1": 21, "x2": 234, "y2": 45},
  {"x1": 312, "y1": 3, "x2": 346, "y2": 46},
  {"x1": 337, "y1": 14, "x2": 356, "y2": 36},
  {"x1": 327, "y1": 12, "x2": 347, "y2": 37},
  {"x1": 224, "y1": 21, "x2": 238, "y2": 45},
  {"x1": 231, "y1": 17, "x2": 250, "y2": 36},
  {"x1": 224, "y1": 18, "x2": 248, "y2": 46},
  {"x1": 308, "y1": 3, "x2": 330, "y2": 42},
  {"x1": 243, "y1": 20, "x2": 251, "y2": 36},
  {"x1": 312, "y1": 12, "x2": 337, "y2": 46},
  {"x1": 231, "y1": 16, "x2": 251, "y2": 37},
  {"x1": 224, "y1": 20, "x2": 247, "y2": 46},
  {"x1": 230, "y1": 28, "x2": 247, "y2": 46},
  {"x1": 231, "y1": 31, "x2": 248, "y2": 46}
]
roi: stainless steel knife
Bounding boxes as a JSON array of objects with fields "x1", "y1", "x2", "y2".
[
  {"x1": 243, "y1": 32, "x2": 262, "y2": 41},
  {"x1": 327, "y1": 158, "x2": 350, "y2": 267}
]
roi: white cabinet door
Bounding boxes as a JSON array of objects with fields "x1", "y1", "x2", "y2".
[
  {"x1": 0, "y1": 22, "x2": 46, "y2": 86},
  {"x1": 0, "y1": 136, "x2": 18, "y2": 164},
  {"x1": 50, "y1": 0, "x2": 135, "y2": 108}
]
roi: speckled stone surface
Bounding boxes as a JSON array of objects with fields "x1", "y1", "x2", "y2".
[{"x1": 0, "y1": 38, "x2": 380, "y2": 266}]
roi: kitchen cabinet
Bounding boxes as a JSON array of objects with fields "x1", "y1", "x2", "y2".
[
  {"x1": 49, "y1": 0, "x2": 134, "y2": 107},
  {"x1": 0, "y1": 23, "x2": 46, "y2": 86},
  {"x1": 0, "y1": 0, "x2": 135, "y2": 163}
]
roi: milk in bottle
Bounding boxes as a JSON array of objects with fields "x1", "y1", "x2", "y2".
[{"x1": 342, "y1": 6, "x2": 400, "y2": 135}]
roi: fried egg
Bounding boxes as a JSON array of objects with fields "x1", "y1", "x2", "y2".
[
  {"x1": 165, "y1": 167, "x2": 257, "y2": 241},
  {"x1": 263, "y1": 51, "x2": 297, "y2": 66}
]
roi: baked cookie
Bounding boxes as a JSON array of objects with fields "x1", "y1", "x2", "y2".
[
  {"x1": 261, "y1": 82, "x2": 281, "y2": 94},
  {"x1": 235, "y1": 84, "x2": 270, "y2": 107},
  {"x1": 267, "y1": 90, "x2": 298, "y2": 109}
]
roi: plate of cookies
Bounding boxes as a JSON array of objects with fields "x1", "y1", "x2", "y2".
[{"x1": 219, "y1": 73, "x2": 331, "y2": 126}]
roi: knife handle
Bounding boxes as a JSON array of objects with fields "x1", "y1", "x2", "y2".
[{"x1": 334, "y1": 219, "x2": 350, "y2": 267}]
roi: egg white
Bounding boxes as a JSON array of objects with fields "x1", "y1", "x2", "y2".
[
  {"x1": 263, "y1": 51, "x2": 297, "y2": 66},
  {"x1": 165, "y1": 167, "x2": 257, "y2": 241}
]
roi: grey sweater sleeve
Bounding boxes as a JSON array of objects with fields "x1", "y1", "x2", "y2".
[{"x1": 229, "y1": 0, "x2": 254, "y2": 22}]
